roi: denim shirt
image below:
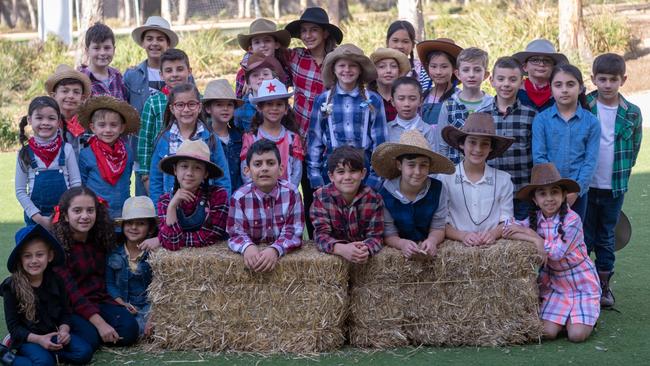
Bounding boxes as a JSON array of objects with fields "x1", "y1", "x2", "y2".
[
  {"x1": 105, "y1": 245, "x2": 152, "y2": 308},
  {"x1": 124, "y1": 60, "x2": 196, "y2": 114},
  {"x1": 217, "y1": 126, "x2": 244, "y2": 192}
]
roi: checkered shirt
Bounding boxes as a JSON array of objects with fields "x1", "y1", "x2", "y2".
[
  {"x1": 78, "y1": 65, "x2": 128, "y2": 101},
  {"x1": 288, "y1": 47, "x2": 325, "y2": 136},
  {"x1": 137, "y1": 92, "x2": 168, "y2": 174}
]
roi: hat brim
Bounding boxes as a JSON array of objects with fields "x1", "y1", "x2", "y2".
[
  {"x1": 322, "y1": 53, "x2": 378, "y2": 88},
  {"x1": 416, "y1": 40, "x2": 463, "y2": 66},
  {"x1": 249, "y1": 91, "x2": 294, "y2": 105},
  {"x1": 512, "y1": 51, "x2": 568, "y2": 66},
  {"x1": 159, "y1": 154, "x2": 224, "y2": 180},
  {"x1": 515, "y1": 178, "x2": 580, "y2": 201},
  {"x1": 371, "y1": 142, "x2": 455, "y2": 179},
  {"x1": 244, "y1": 57, "x2": 288, "y2": 85},
  {"x1": 131, "y1": 25, "x2": 179, "y2": 48},
  {"x1": 202, "y1": 97, "x2": 245, "y2": 108},
  {"x1": 7, "y1": 225, "x2": 65, "y2": 272},
  {"x1": 115, "y1": 213, "x2": 159, "y2": 223},
  {"x1": 441, "y1": 125, "x2": 515, "y2": 161},
  {"x1": 45, "y1": 70, "x2": 92, "y2": 99},
  {"x1": 285, "y1": 20, "x2": 343, "y2": 44},
  {"x1": 237, "y1": 29, "x2": 291, "y2": 50},
  {"x1": 370, "y1": 50, "x2": 412, "y2": 77},
  {"x1": 615, "y1": 210, "x2": 631, "y2": 251},
  {"x1": 78, "y1": 96, "x2": 141, "y2": 135}
]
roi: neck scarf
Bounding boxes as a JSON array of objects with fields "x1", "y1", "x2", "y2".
[
  {"x1": 524, "y1": 78, "x2": 552, "y2": 107},
  {"x1": 162, "y1": 85, "x2": 171, "y2": 96},
  {"x1": 65, "y1": 115, "x2": 86, "y2": 138},
  {"x1": 28, "y1": 135, "x2": 62, "y2": 167},
  {"x1": 88, "y1": 136, "x2": 127, "y2": 185}
]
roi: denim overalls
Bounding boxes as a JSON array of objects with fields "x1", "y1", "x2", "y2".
[
  {"x1": 176, "y1": 190, "x2": 207, "y2": 232},
  {"x1": 24, "y1": 146, "x2": 68, "y2": 225}
]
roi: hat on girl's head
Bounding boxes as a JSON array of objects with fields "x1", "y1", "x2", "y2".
[
  {"x1": 322, "y1": 44, "x2": 378, "y2": 88},
  {"x1": 285, "y1": 7, "x2": 343, "y2": 44},
  {"x1": 202, "y1": 79, "x2": 244, "y2": 107},
  {"x1": 115, "y1": 196, "x2": 158, "y2": 223},
  {"x1": 131, "y1": 16, "x2": 178, "y2": 48},
  {"x1": 7, "y1": 225, "x2": 65, "y2": 272},
  {"x1": 238, "y1": 18, "x2": 291, "y2": 51},
  {"x1": 512, "y1": 39, "x2": 569, "y2": 66},
  {"x1": 159, "y1": 139, "x2": 223, "y2": 179},
  {"x1": 441, "y1": 112, "x2": 514, "y2": 160},
  {"x1": 249, "y1": 79, "x2": 293, "y2": 105},
  {"x1": 45, "y1": 64, "x2": 92, "y2": 99},
  {"x1": 416, "y1": 38, "x2": 463, "y2": 67},
  {"x1": 515, "y1": 163, "x2": 580, "y2": 201},
  {"x1": 370, "y1": 47, "x2": 412, "y2": 77},
  {"x1": 243, "y1": 52, "x2": 287, "y2": 83},
  {"x1": 78, "y1": 96, "x2": 141, "y2": 135},
  {"x1": 371, "y1": 130, "x2": 455, "y2": 179}
]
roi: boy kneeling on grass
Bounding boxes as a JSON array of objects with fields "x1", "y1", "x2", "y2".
[
  {"x1": 227, "y1": 139, "x2": 304, "y2": 272},
  {"x1": 310, "y1": 146, "x2": 384, "y2": 263}
]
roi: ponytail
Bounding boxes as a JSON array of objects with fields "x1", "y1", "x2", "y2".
[{"x1": 17, "y1": 116, "x2": 30, "y2": 171}]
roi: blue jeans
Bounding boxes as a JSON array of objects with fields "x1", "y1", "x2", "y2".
[
  {"x1": 69, "y1": 303, "x2": 139, "y2": 351},
  {"x1": 571, "y1": 192, "x2": 589, "y2": 224},
  {"x1": 584, "y1": 188, "x2": 625, "y2": 272},
  {"x1": 13, "y1": 334, "x2": 93, "y2": 366},
  {"x1": 513, "y1": 198, "x2": 532, "y2": 221}
]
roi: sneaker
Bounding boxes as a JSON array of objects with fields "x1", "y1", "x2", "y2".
[{"x1": 0, "y1": 334, "x2": 10, "y2": 348}]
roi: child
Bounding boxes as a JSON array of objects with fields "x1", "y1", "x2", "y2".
[
  {"x1": 386, "y1": 76, "x2": 436, "y2": 149},
  {"x1": 503, "y1": 163, "x2": 600, "y2": 343},
  {"x1": 203, "y1": 79, "x2": 245, "y2": 192},
  {"x1": 308, "y1": 43, "x2": 388, "y2": 191},
  {"x1": 513, "y1": 39, "x2": 569, "y2": 112},
  {"x1": 78, "y1": 22, "x2": 127, "y2": 101},
  {"x1": 149, "y1": 83, "x2": 231, "y2": 207},
  {"x1": 45, "y1": 64, "x2": 92, "y2": 156},
  {"x1": 369, "y1": 47, "x2": 412, "y2": 122},
  {"x1": 532, "y1": 64, "x2": 600, "y2": 222},
  {"x1": 15, "y1": 96, "x2": 81, "y2": 229},
  {"x1": 52, "y1": 187, "x2": 140, "y2": 351},
  {"x1": 241, "y1": 79, "x2": 304, "y2": 188},
  {"x1": 489, "y1": 56, "x2": 537, "y2": 220},
  {"x1": 437, "y1": 47, "x2": 494, "y2": 163},
  {"x1": 440, "y1": 113, "x2": 515, "y2": 246},
  {"x1": 157, "y1": 139, "x2": 229, "y2": 250},
  {"x1": 585, "y1": 53, "x2": 643, "y2": 307},
  {"x1": 227, "y1": 140, "x2": 304, "y2": 272},
  {"x1": 416, "y1": 38, "x2": 462, "y2": 126},
  {"x1": 310, "y1": 146, "x2": 384, "y2": 263},
  {"x1": 78, "y1": 96, "x2": 140, "y2": 219},
  {"x1": 371, "y1": 130, "x2": 455, "y2": 259},
  {"x1": 137, "y1": 48, "x2": 193, "y2": 194},
  {"x1": 385, "y1": 20, "x2": 432, "y2": 90},
  {"x1": 2, "y1": 224, "x2": 93, "y2": 365}
]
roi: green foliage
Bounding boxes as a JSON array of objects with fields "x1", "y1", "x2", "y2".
[
  {"x1": 0, "y1": 115, "x2": 19, "y2": 151},
  {"x1": 585, "y1": 11, "x2": 631, "y2": 54}
]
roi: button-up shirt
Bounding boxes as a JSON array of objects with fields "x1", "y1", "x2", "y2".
[
  {"x1": 387, "y1": 115, "x2": 436, "y2": 149},
  {"x1": 137, "y1": 92, "x2": 168, "y2": 174},
  {"x1": 288, "y1": 47, "x2": 325, "y2": 136},
  {"x1": 78, "y1": 65, "x2": 128, "y2": 101}
]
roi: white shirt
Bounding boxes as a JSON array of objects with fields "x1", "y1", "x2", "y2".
[
  {"x1": 386, "y1": 115, "x2": 436, "y2": 150},
  {"x1": 590, "y1": 101, "x2": 617, "y2": 189}
]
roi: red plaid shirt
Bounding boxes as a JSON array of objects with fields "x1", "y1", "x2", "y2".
[
  {"x1": 310, "y1": 183, "x2": 384, "y2": 255},
  {"x1": 288, "y1": 47, "x2": 325, "y2": 136}
]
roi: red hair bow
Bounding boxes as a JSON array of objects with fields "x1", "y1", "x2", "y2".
[
  {"x1": 97, "y1": 196, "x2": 110, "y2": 208},
  {"x1": 51, "y1": 205, "x2": 61, "y2": 224}
]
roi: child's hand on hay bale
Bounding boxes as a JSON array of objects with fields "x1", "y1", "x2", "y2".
[
  {"x1": 476, "y1": 230, "x2": 497, "y2": 246},
  {"x1": 244, "y1": 245, "x2": 279, "y2": 272},
  {"x1": 396, "y1": 239, "x2": 424, "y2": 259},
  {"x1": 463, "y1": 232, "x2": 483, "y2": 246},
  {"x1": 502, "y1": 225, "x2": 548, "y2": 261},
  {"x1": 420, "y1": 238, "x2": 438, "y2": 257},
  {"x1": 243, "y1": 245, "x2": 261, "y2": 269},
  {"x1": 333, "y1": 242, "x2": 369, "y2": 263}
]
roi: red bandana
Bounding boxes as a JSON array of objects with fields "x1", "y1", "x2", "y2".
[
  {"x1": 65, "y1": 115, "x2": 86, "y2": 138},
  {"x1": 88, "y1": 136, "x2": 127, "y2": 185},
  {"x1": 28, "y1": 135, "x2": 62, "y2": 167},
  {"x1": 524, "y1": 78, "x2": 552, "y2": 107},
  {"x1": 162, "y1": 86, "x2": 171, "y2": 96}
]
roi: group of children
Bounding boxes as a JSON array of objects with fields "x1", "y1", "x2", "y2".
[{"x1": 5, "y1": 6, "x2": 643, "y2": 364}]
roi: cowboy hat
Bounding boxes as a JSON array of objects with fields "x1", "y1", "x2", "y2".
[
  {"x1": 238, "y1": 18, "x2": 291, "y2": 51},
  {"x1": 202, "y1": 79, "x2": 244, "y2": 107},
  {"x1": 371, "y1": 130, "x2": 455, "y2": 179},
  {"x1": 159, "y1": 139, "x2": 224, "y2": 179},
  {"x1": 615, "y1": 210, "x2": 631, "y2": 251},
  {"x1": 369, "y1": 47, "x2": 412, "y2": 77},
  {"x1": 322, "y1": 44, "x2": 378, "y2": 88},
  {"x1": 441, "y1": 112, "x2": 514, "y2": 161},
  {"x1": 249, "y1": 79, "x2": 293, "y2": 105},
  {"x1": 416, "y1": 38, "x2": 463, "y2": 66},
  {"x1": 7, "y1": 224, "x2": 65, "y2": 272},
  {"x1": 45, "y1": 64, "x2": 92, "y2": 99},
  {"x1": 131, "y1": 16, "x2": 179, "y2": 48},
  {"x1": 78, "y1": 96, "x2": 141, "y2": 135},
  {"x1": 285, "y1": 7, "x2": 343, "y2": 44},
  {"x1": 512, "y1": 39, "x2": 569, "y2": 66},
  {"x1": 243, "y1": 52, "x2": 288, "y2": 84},
  {"x1": 115, "y1": 196, "x2": 158, "y2": 223},
  {"x1": 515, "y1": 163, "x2": 580, "y2": 201}
]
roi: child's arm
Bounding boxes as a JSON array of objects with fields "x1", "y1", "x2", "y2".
[
  {"x1": 421, "y1": 228, "x2": 445, "y2": 256},
  {"x1": 78, "y1": 148, "x2": 90, "y2": 185},
  {"x1": 3, "y1": 280, "x2": 32, "y2": 345},
  {"x1": 306, "y1": 94, "x2": 327, "y2": 188},
  {"x1": 226, "y1": 195, "x2": 256, "y2": 254},
  {"x1": 240, "y1": 133, "x2": 253, "y2": 185},
  {"x1": 542, "y1": 213, "x2": 582, "y2": 262},
  {"x1": 14, "y1": 156, "x2": 41, "y2": 221},
  {"x1": 436, "y1": 102, "x2": 450, "y2": 157},
  {"x1": 289, "y1": 134, "x2": 304, "y2": 188},
  {"x1": 531, "y1": 114, "x2": 550, "y2": 164},
  {"x1": 271, "y1": 189, "x2": 304, "y2": 256},
  {"x1": 148, "y1": 141, "x2": 165, "y2": 209},
  {"x1": 445, "y1": 224, "x2": 478, "y2": 245},
  {"x1": 383, "y1": 208, "x2": 422, "y2": 258},
  {"x1": 211, "y1": 138, "x2": 232, "y2": 196},
  {"x1": 361, "y1": 194, "x2": 385, "y2": 256},
  {"x1": 576, "y1": 119, "x2": 601, "y2": 196},
  {"x1": 631, "y1": 109, "x2": 643, "y2": 167},
  {"x1": 65, "y1": 144, "x2": 81, "y2": 187},
  {"x1": 53, "y1": 266, "x2": 101, "y2": 321},
  {"x1": 309, "y1": 190, "x2": 345, "y2": 254}
]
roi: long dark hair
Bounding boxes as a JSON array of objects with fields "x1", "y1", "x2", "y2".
[
  {"x1": 250, "y1": 99, "x2": 299, "y2": 135},
  {"x1": 386, "y1": 20, "x2": 416, "y2": 68},
  {"x1": 18, "y1": 96, "x2": 64, "y2": 171},
  {"x1": 550, "y1": 64, "x2": 589, "y2": 109}
]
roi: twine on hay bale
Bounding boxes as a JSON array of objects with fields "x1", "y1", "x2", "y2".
[
  {"x1": 146, "y1": 242, "x2": 348, "y2": 353},
  {"x1": 348, "y1": 239, "x2": 544, "y2": 348}
]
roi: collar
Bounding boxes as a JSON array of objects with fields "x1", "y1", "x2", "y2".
[
  {"x1": 384, "y1": 176, "x2": 432, "y2": 204},
  {"x1": 537, "y1": 211, "x2": 560, "y2": 225},
  {"x1": 170, "y1": 121, "x2": 207, "y2": 141},
  {"x1": 587, "y1": 90, "x2": 629, "y2": 112},
  {"x1": 335, "y1": 84, "x2": 359, "y2": 97},
  {"x1": 492, "y1": 97, "x2": 520, "y2": 116},
  {"x1": 325, "y1": 183, "x2": 371, "y2": 206},
  {"x1": 390, "y1": 115, "x2": 422, "y2": 129},
  {"x1": 550, "y1": 103, "x2": 586, "y2": 121},
  {"x1": 32, "y1": 133, "x2": 59, "y2": 145},
  {"x1": 457, "y1": 162, "x2": 494, "y2": 186},
  {"x1": 258, "y1": 126, "x2": 287, "y2": 141},
  {"x1": 253, "y1": 181, "x2": 282, "y2": 201}
]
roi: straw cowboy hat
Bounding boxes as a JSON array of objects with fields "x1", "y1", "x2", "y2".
[
  {"x1": 7, "y1": 224, "x2": 65, "y2": 272},
  {"x1": 441, "y1": 112, "x2": 515, "y2": 161},
  {"x1": 322, "y1": 43, "x2": 378, "y2": 88},
  {"x1": 202, "y1": 79, "x2": 244, "y2": 107},
  {"x1": 77, "y1": 96, "x2": 141, "y2": 135},
  {"x1": 512, "y1": 39, "x2": 569, "y2": 66},
  {"x1": 615, "y1": 211, "x2": 632, "y2": 251},
  {"x1": 371, "y1": 130, "x2": 455, "y2": 179},
  {"x1": 416, "y1": 38, "x2": 463, "y2": 66},
  {"x1": 249, "y1": 79, "x2": 294, "y2": 105},
  {"x1": 285, "y1": 6, "x2": 343, "y2": 44},
  {"x1": 243, "y1": 52, "x2": 287, "y2": 83},
  {"x1": 45, "y1": 64, "x2": 92, "y2": 99},
  {"x1": 238, "y1": 18, "x2": 291, "y2": 51},
  {"x1": 515, "y1": 163, "x2": 580, "y2": 201},
  {"x1": 369, "y1": 47, "x2": 412, "y2": 77},
  {"x1": 159, "y1": 139, "x2": 223, "y2": 179},
  {"x1": 131, "y1": 16, "x2": 179, "y2": 48},
  {"x1": 115, "y1": 196, "x2": 158, "y2": 223}
]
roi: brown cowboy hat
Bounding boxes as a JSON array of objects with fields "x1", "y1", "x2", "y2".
[
  {"x1": 238, "y1": 18, "x2": 291, "y2": 51},
  {"x1": 322, "y1": 44, "x2": 378, "y2": 88},
  {"x1": 45, "y1": 64, "x2": 92, "y2": 99},
  {"x1": 441, "y1": 112, "x2": 514, "y2": 160},
  {"x1": 159, "y1": 139, "x2": 223, "y2": 179},
  {"x1": 416, "y1": 38, "x2": 463, "y2": 66},
  {"x1": 243, "y1": 52, "x2": 287, "y2": 84},
  {"x1": 371, "y1": 130, "x2": 455, "y2": 179},
  {"x1": 202, "y1": 79, "x2": 244, "y2": 107},
  {"x1": 369, "y1": 47, "x2": 412, "y2": 77},
  {"x1": 615, "y1": 210, "x2": 631, "y2": 251},
  {"x1": 515, "y1": 163, "x2": 580, "y2": 201},
  {"x1": 285, "y1": 7, "x2": 343, "y2": 44},
  {"x1": 77, "y1": 96, "x2": 140, "y2": 135}
]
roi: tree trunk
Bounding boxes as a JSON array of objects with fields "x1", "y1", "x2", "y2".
[
  {"x1": 398, "y1": 0, "x2": 425, "y2": 41},
  {"x1": 0, "y1": 0, "x2": 13, "y2": 28},
  {"x1": 76, "y1": 0, "x2": 103, "y2": 66},
  {"x1": 178, "y1": 0, "x2": 187, "y2": 25},
  {"x1": 161, "y1": 0, "x2": 171, "y2": 22},
  {"x1": 244, "y1": 0, "x2": 251, "y2": 18},
  {"x1": 273, "y1": 0, "x2": 279, "y2": 20},
  {"x1": 237, "y1": 0, "x2": 245, "y2": 18},
  {"x1": 123, "y1": 0, "x2": 131, "y2": 24},
  {"x1": 26, "y1": 0, "x2": 37, "y2": 29},
  {"x1": 10, "y1": 0, "x2": 18, "y2": 28},
  {"x1": 558, "y1": 0, "x2": 592, "y2": 61},
  {"x1": 327, "y1": 0, "x2": 350, "y2": 25}
]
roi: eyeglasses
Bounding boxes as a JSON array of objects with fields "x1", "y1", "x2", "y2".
[
  {"x1": 527, "y1": 57, "x2": 554, "y2": 66},
  {"x1": 172, "y1": 101, "x2": 201, "y2": 111}
]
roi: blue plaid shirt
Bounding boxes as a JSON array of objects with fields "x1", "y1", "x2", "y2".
[{"x1": 233, "y1": 94, "x2": 257, "y2": 132}]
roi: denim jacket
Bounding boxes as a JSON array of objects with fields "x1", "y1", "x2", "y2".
[
  {"x1": 105, "y1": 245, "x2": 152, "y2": 308},
  {"x1": 217, "y1": 126, "x2": 243, "y2": 192}
]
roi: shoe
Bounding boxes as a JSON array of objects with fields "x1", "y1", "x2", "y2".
[
  {"x1": 0, "y1": 334, "x2": 10, "y2": 348},
  {"x1": 598, "y1": 271, "x2": 615, "y2": 308}
]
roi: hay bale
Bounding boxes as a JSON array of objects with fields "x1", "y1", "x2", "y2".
[
  {"x1": 147, "y1": 242, "x2": 348, "y2": 353},
  {"x1": 348, "y1": 239, "x2": 543, "y2": 347}
]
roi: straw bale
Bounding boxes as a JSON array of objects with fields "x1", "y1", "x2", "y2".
[
  {"x1": 147, "y1": 242, "x2": 348, "y2": 353},
  {"x1": 348, "y1": 239, "x2": 544, "y2": 348}
]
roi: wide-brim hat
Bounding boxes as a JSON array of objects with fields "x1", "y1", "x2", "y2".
[
  {"x1": 512, "y1": 39, "x2": 569, "y2": 66},
  {"x1": 238, "y1": 18, "x2": 291, "y2": 50},
  {"x1": 515, "y1": 163, "x2": 580, "y2": 201},
  {"x1": 416, "y1": 38, "x2": 463, "y2": 66},
  {"x1": 615, "y1": 211, "x2": 631, "y2": 251},
  {"x1": 369, "y1": 47, "x2": 412, "y2": 77},
  {"x1": 441, "y1": 112, "x2": 514, "y2": 160},
  {"x1": 322, "y1": 43, "x2": 378, "y2": 88},
  {"x1": 285, "y1": 6, "x2": 343, "y2": 44},
  {"x1": 243, "y1": 52, "x2": 287, "y2": 84},
  {"x1": 249, "y1": 78, "x2": 293, "y2": 105},
  {"x1": 131, "y1": 16, "x2": 178, "y2": 48},
  {"x1": 7, "y1": 225, "x2": 65, "y2": 272},
  {"x1": 159, "y1": 139, "x2": 224, "y2": 179},
  {"x1": 45, "y1": 64, "x2": 92, "y2": 99},
  {"x1": 115, "y1": 196, "x2": 158, "y2": 223},
  {"x1": 202, "y1": 79, "x2": 244, "y2": 107},
  {"x1": 371, "y1": 130, "x2": 455, "y2": 179},
  {"x1": 78, "y1": 96, "x2": 141, "y2": 135}
]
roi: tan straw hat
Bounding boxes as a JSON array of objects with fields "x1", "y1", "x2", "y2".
[
  {"x1": 441, "y1": 112, "x2": 514, "y2": 160},
  {"x1": 243, "y1": 52, "x2": 287, "y2": 83},
  {"x1": 159, "y1": 139, "x2": 223, "y2": 179},
  {"x1": 45, "y1": 64, "x2": 92, "y2": 99},
  {"x1": 237, "y1": 18, "x2": 291, "y2": 51},
  {"x1": 512, "y1": 39, "x2": 569, "y2": 66},
  {"x1": 370, "y1": 47, "x2": 412, "y2": 77},
  {"x1": 78, "y1": 96, "x2": 141, "y2": 135},
  {"x1": 115, "y1": 196, "x2": 158, "y2": 223},
  {"x1": 322, "y1": 44, "x2": 378, "y2": 88},
  {"x1": 371, "y1": 130, "x2": 455, "y2": 179},
  {"x1": 202, "y1": 79, "x2": 244, "y2": 107},
  {"x1": 515, "y1": 163, "x2": 580, "y2": 201},
  {"x1": 131, "y1": 16, "x2": 179, "y2": 48}
]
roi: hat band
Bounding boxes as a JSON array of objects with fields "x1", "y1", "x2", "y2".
[
  {"x1": 177, "y1": 152, "x2": 210, "y2": 162},
  {"x1": 462, "y1": 128, "x2": 496, "y2": 134}
]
